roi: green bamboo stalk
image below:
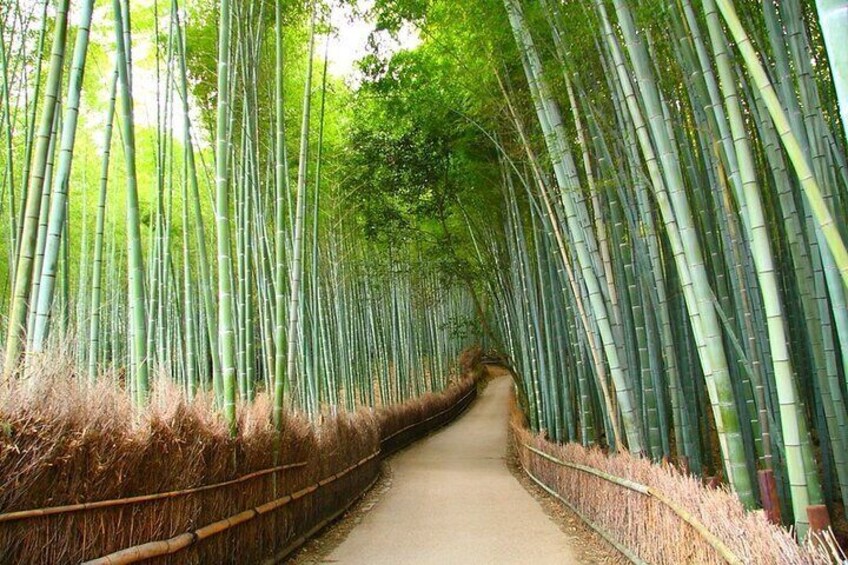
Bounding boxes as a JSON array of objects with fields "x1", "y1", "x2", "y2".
[
  {"x1": 31, "y1": 0, "x2": 96, "y2": 351},
  {"x1": 87, "y1": 68, "x2": 119, "y2": 382},
  {"x1": 703, "y1": 0, "x2": 824, "y2": 533},
  {"x1": 598, "y1": 0, "x2": 754, "y2": 503},
  {"x1": 712, "y1": 0, "x2": 848, "y2": 293},
  {"x1": 3, "y1": 0, "x2": 70, "y2": 374},
  {"x1": 280, "y1": 4, "x2": 316, "y2": 418},
  {"x1": 173, "y1": 3, "x2": 221, "y2": 399},
  {"x1": 504, "y1": 0, "x2": 644, "y2": 454},
  {"x1": 112, "y1": 0, "x2": 150, "y2": 407},
  {"x1": 215, "y1": 0, "x2": 237, "y2": 429}
]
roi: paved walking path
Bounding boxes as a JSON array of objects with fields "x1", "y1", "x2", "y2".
[{"x1": 324, "y1": 374, "x2": 580, "y2": 564}]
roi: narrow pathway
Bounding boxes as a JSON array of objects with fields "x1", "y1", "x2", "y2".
[{"x1": 323, "y1": 374, "x2": 580, "y2": 564}]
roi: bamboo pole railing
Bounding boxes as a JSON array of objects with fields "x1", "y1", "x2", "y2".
[
  {"x1": 69, "y1": 380, "x2": 478, "y2": 564},
  {"x1": 520, "y1": 442, "x2": 744, "y2": 565},
  {"x1": 0, "y1": 461, "x2": 308, "y2": 523},
  {"x1": 260, "y1": 472, "x2": 383, "y2": 565},
  {"x1": 520, "y1": 463, "x2": 647, "y2": 565},
  {"x1": 380, "y1": 385, "x2": 477, "y2": 453},
  {"x1": 82, "y1": 452, "x2": 382, "y2": 565}
]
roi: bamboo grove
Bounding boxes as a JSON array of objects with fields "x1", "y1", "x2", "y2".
[
  {"x1": 0, "y1": 0, "x2": 478, "y2": 428},
  {"x1": 2, "y1": 0, "x2": 848, "y2": 544},
  {"x1": 476, "y1": 0, "x2": 848, "y2": 538}
]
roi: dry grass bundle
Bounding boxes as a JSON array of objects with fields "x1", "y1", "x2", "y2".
[
  {"x1": 0, "y1": 366, "x2": 330, "y2": 563},
  {"x1": 378, "y1": 375, "x2": 477, "y2": 455},
  {"x1": 509, "y1": 402, "x2": 839, "y2": 564},
  {"x1": 458, "y1": 345, "x2": 484, "y2": 376},
  {"x1": 0, "y1": 357, "x2": 479, "y2": 564}
]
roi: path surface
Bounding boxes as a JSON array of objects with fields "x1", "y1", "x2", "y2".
[{"x1": 323, "y1": 375, "x2": 580, "y2": 564}]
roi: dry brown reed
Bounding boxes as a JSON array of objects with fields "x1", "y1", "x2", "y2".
[
  {"x1": 0, "y1": 354, "x2": 479, "y2": 564},
  {"x1": 509, "y1": 401, "x2": 840, "y2": 564},
  {"x1": 378, "y1": 375, "x2": 477, "y2": 455},
  {"x1": 458, "y1": 345, "x2": 484, "y2": 376}
]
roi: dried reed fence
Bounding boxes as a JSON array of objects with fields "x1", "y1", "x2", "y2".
[
  {"x1": 0, "y1": 358, "x2": 479, "y2": 564},
  {"x1": 509, "y1": 399, "x2": 842, "y2": 564}
]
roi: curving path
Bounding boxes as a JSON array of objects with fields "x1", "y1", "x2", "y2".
[{"x1": 323, "y1": 374, "x2": 580, "y2": 564}]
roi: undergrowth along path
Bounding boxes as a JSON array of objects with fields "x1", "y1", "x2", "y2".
[{"x1": 323, "y1": 374, "x2": 581, "y2": 564}]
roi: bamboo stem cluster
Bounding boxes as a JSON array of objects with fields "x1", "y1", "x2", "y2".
[
  {"x1": 0, "y1": 1, "x2": 478, "y2": 428},
  {"x1": 493, "y1": 0, "x2": 848, "y2": 536}
]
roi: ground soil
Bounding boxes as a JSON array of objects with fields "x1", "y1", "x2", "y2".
[{"x1": 289, "y1": 374, "x2": 625, "y2": 564}]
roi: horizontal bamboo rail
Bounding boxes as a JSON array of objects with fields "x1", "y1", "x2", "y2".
[
  {"x1": 524, "y1": 444, "x2": 649, "y2": 494},
  {"x1": 521, "y1": 443, "x2": 744, "y2": 565},
  {"x1": 0, "y1": 461, "x2": 308, "y2": 523},
  {"x1": 260, "y1": 472, "x2": 382, "y2": 564}
]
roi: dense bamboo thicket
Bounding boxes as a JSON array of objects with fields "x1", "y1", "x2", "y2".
[
  {"x1": 0, "y1": 1, "x2": 485, "y2": 556},
  {"x1": 360, "y1": 0, "x2": 845, "y2": 543},
  {"x1": 0, "y1": 0, "x2": 479, "y2": 421},
  {"x1": 475, "y1": 0, "x2": 848, "y2": 539}
]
